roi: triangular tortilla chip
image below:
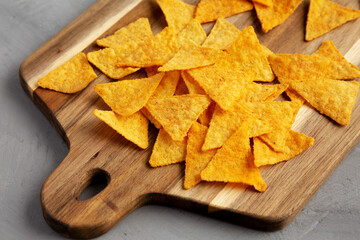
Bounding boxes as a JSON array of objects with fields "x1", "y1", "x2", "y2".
[
  {"x1": 142, "y1": 71, "x2": 180, "y2": 128},
  {"x1": 313, "y1": 40, "x2": 360, "y2": 79},
  {"x1": 97, "y1": 18, "x2": 153, "y2": 48},
  {"x1": 93, "y1": 110, "x2": 149, "y2": 149},
  {"x1": 306, "y1": 0, "x2": 360, "y2": 41},
  {"x1": 198, "y1": 101, "x2": 216, "y2": 126},
  {"x1": 202, "y1": 18, "x2": 241, "y2": 50},
  {"x1": 38, "y1": 53, "x2": 97, "y2": 93},
  {"x1": 95, "y1": 73, "x2": 164, "y2": 116},
  {"x1": 146, "y1": 94, "x2": 211, "y2": 141},
  {"x1": 176, "y1": 19, "x2": 207, "y2": 50},
  {"x1": 254, "y1": 0, "x2": 303, "y2": 33},
  {"x1": 159, "y1": 44, "x2": 223, "y2": 72},
  {"x1": 268, "y1": 54, "x2": 358, "y2": 80},
  {"x1": 194, "y1": 0, "x2": 253, "y2": 23},
  {"x1": 116, "y1": 27, "x2": 179, "y2": 67},
  {"x1": 149, "y1": 128, "x2": 187, "y2": 167},
  {"x1": 188, "y1": 63, "x2": 255, "y2": 110},
  {"x1": 227, "y1": 26, "x2": 274, "y2": 82},
  {"x1": 156, "y1": 0, "x2": 196, "y2": 33},
  {"x1": 254, "y1": 130, "x2": 315, "y2": 167},
  {"x1": 246, "y1": 101, "x2": 298, "y2": 152},
  {"x1": 202, "y1": 103, "x2": 272, "y2": 151},
  {"x1": 87, "y1": 48, "x2": 139, "y2": 79},
  {"x1": 253, "y1": 0, "x2": 273, "y2": 7},
  {"x1": 286, "y1": 78, "x2": 360, "y2": 125},
  {"x1": 201, "y1": 124, "x2": 267, "y2": 192},
  {"x1": 184, "y1": 122, "x2": 217, "y2": 189}
]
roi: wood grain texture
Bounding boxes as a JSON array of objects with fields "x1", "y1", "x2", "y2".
[{"x1": 19, "y1": 0, "x2": 360, "y2": 238}]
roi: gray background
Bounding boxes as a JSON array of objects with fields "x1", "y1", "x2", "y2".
[{"x1": 0, "y1": 0, "x2": 359, "y2": 239}]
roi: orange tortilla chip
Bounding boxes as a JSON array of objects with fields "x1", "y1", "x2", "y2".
[
  {"x1": 149, "y1": 128, "x2": 187, "y2": 167},
  {"x1": 93, "y1": 110, "x2": 148, "y2": 149},
  {"x1": 253, "y1": 0, "x2": 273, "y2": 7},
  {"x1": 184, "y1": 122, "x2": 217, "y2": 189},
  {"x1": 95, "y1": 73, "x2": 164, "y2": 116},
  {"x1": 97, "y1": 18, "x2": 153, "y2": 48},
  {"x1": 116, "y1": 27, "x2": 179, "y2": 67},
  {"x1": 246, "y1": 101, "x2": 298, "y2": 152},
  {"x1": 202, "y1": 103, "x2": 272, "y2": 151},
  {"x1": 227, "y1": 26, "x2": 274, "y2": 82},
  {"x1": 195, "y1": 0, "x2": 253, "y2": 24},
  {"x1": 254, "y1": 0, "x2": 303, "y2": 32},
  {"x1": 242, "y1": 83, "x2": 288, "y2": 102},
  {"x1": 87, "y1": 48, "x2": 139, "y2": 79},
  {"x1": 313, "y1": 40, "x2": 360, "y2": 79},
  {"x1": 306, "y1": 0, "x2": 360, "y2": 41},
  {"x1": 201, "y1": 124, "x2": 267, "y2": 192},
  {"x1": 254, "y1": 130, "x2": 314, "y2": 167},
  {"x1": 158, "y1": 44, "x2": 223, "y2": 72},
  {"x1": 285, "y1": 78, "x2": 360, "y2": 125},
  {"x1": 202, "y1": 18, "x2": 241, "y2": 50},
  {"x1": 142, "y1": 71, "x2": 180, "y2": 128},
  {"x1": 156, "y1": 0, "x2": 196, "y2": 33},
  {"x1": 146, "y1": 94, "x2": 211, "y2": 141},
  {"x1": 176, "y1": 19, "x2": 207, "y2": 49},
  {"x1": 188, "y1": 64, "x2": 255, "y2": 110},
  {"x1": 38, "y1": 52, "x2": 97, "y2": 93}
]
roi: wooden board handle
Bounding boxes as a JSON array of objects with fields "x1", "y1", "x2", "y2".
[{"x1": 40, "y1": 149, "x2": 147, "y2": 239}]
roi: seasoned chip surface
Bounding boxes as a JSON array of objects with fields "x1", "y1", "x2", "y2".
[{"x1": 38, "y1": 52, "x2": 97, "y2": 93}]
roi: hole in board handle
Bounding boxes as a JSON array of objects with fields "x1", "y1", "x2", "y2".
[{"x1": 77, "y1": 169, "x2": 110, "y2": 201}]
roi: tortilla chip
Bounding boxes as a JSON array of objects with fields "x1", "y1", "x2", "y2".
[
  {"x1": 95, "y1": 73, "x2": 164, "y2": 116},
  {"x1": 227, "y1": 26, "x2": 274, "y2": 82},
  {"x1": 93, "y1": 110, "x2": 148, "y2": 149},
  {"x1": 184, "y1": 122, "x2": 217, "y2": 189},
  {"x1": 146, "y1": 94, "x2": 211, "y2": 141},
  {"x1": 149, "y1": 128, "x2": 187, "y2": 167},
  {"x1": 188, "y1": 64, "x2": 255, "y2": 110},
  {"x1": 116, "y1": 27, "x2": 179, "y2": 67},
  {"x1": 201, "y1": 124, "x2": 267, "y2": 192},
  {"x1": 246, "y1": 101, "x2": 298, "y2": 152},
  {"x1": 254, "y1": 130, "x2": 315, "y2": 167},
  {"x1": 202, "y1": 103, "x2": 272, "y2": 151},
  {"x1": 286, "y1": 89, "x2": 306, "y2": 105},
  {"x1": 181, "y1": 71, "x2": 206, "y2": 95},
  {"x1": 194, "y1": 0, "x2": 253, "y2": 23},
  {"x1": 269, "y1": 54, "x2": 331, "y2": 80},
  {"x1": 313, "y1": 40, "x2": 360, "y2": 79},
  {"x1": 242, "y1": 83, "x2": 288, "y2": 102},
  {"x1": 306, "y1": 0, "x2": 360, "y2": 41},
  {"x1": 174, "y1": 77, "x2": 189, "y2": 95},
  {"x1": 158, "y1": 44, "x2": 223, "y2": 72},
  {"x1": 156, "y1": 0, "x2": 196, "y2": 33},
  {"x1": 253, "y1": 0, "x2": 273, "y2": 7},
  {"x1": 254, "y1": 0, "x2": 303, "y2": 33},
  {"x1": 97, "y1": 18, "x2": 153, "y2": 48},
  {"x1": 38, "y1": 52, "x2": 97, "y2": 93},
  {"x1": 176, "y1": 19, "x2": 207, "y2": 49},
  {"x1": 202, "y1": 18, "x2": 241, "y2": 50},
  {"x1": 198, "y1": 101, "x2": 216, "y2": 126},
  {"x1": 87, "y1": 48, "x2": 139, "y2": 79},
  {"x1": 142, "y1": 71, "x2": 180, "y2": 128},
  {"x1": 285, "y1": 78, "x2": 360, "y2": 125}
]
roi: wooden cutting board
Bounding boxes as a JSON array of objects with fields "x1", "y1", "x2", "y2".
[{"x1": 19, "y1": 0, "x2": 360, "y2": 238}]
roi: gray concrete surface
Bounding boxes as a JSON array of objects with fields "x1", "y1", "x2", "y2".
[{"x1": 0, "y1": 0, "x2": 359, "y2": 239}]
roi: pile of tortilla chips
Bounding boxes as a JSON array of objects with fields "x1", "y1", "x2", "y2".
[{"x1": 36, "y1": 0, "x2": 360, "y2": 192}]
